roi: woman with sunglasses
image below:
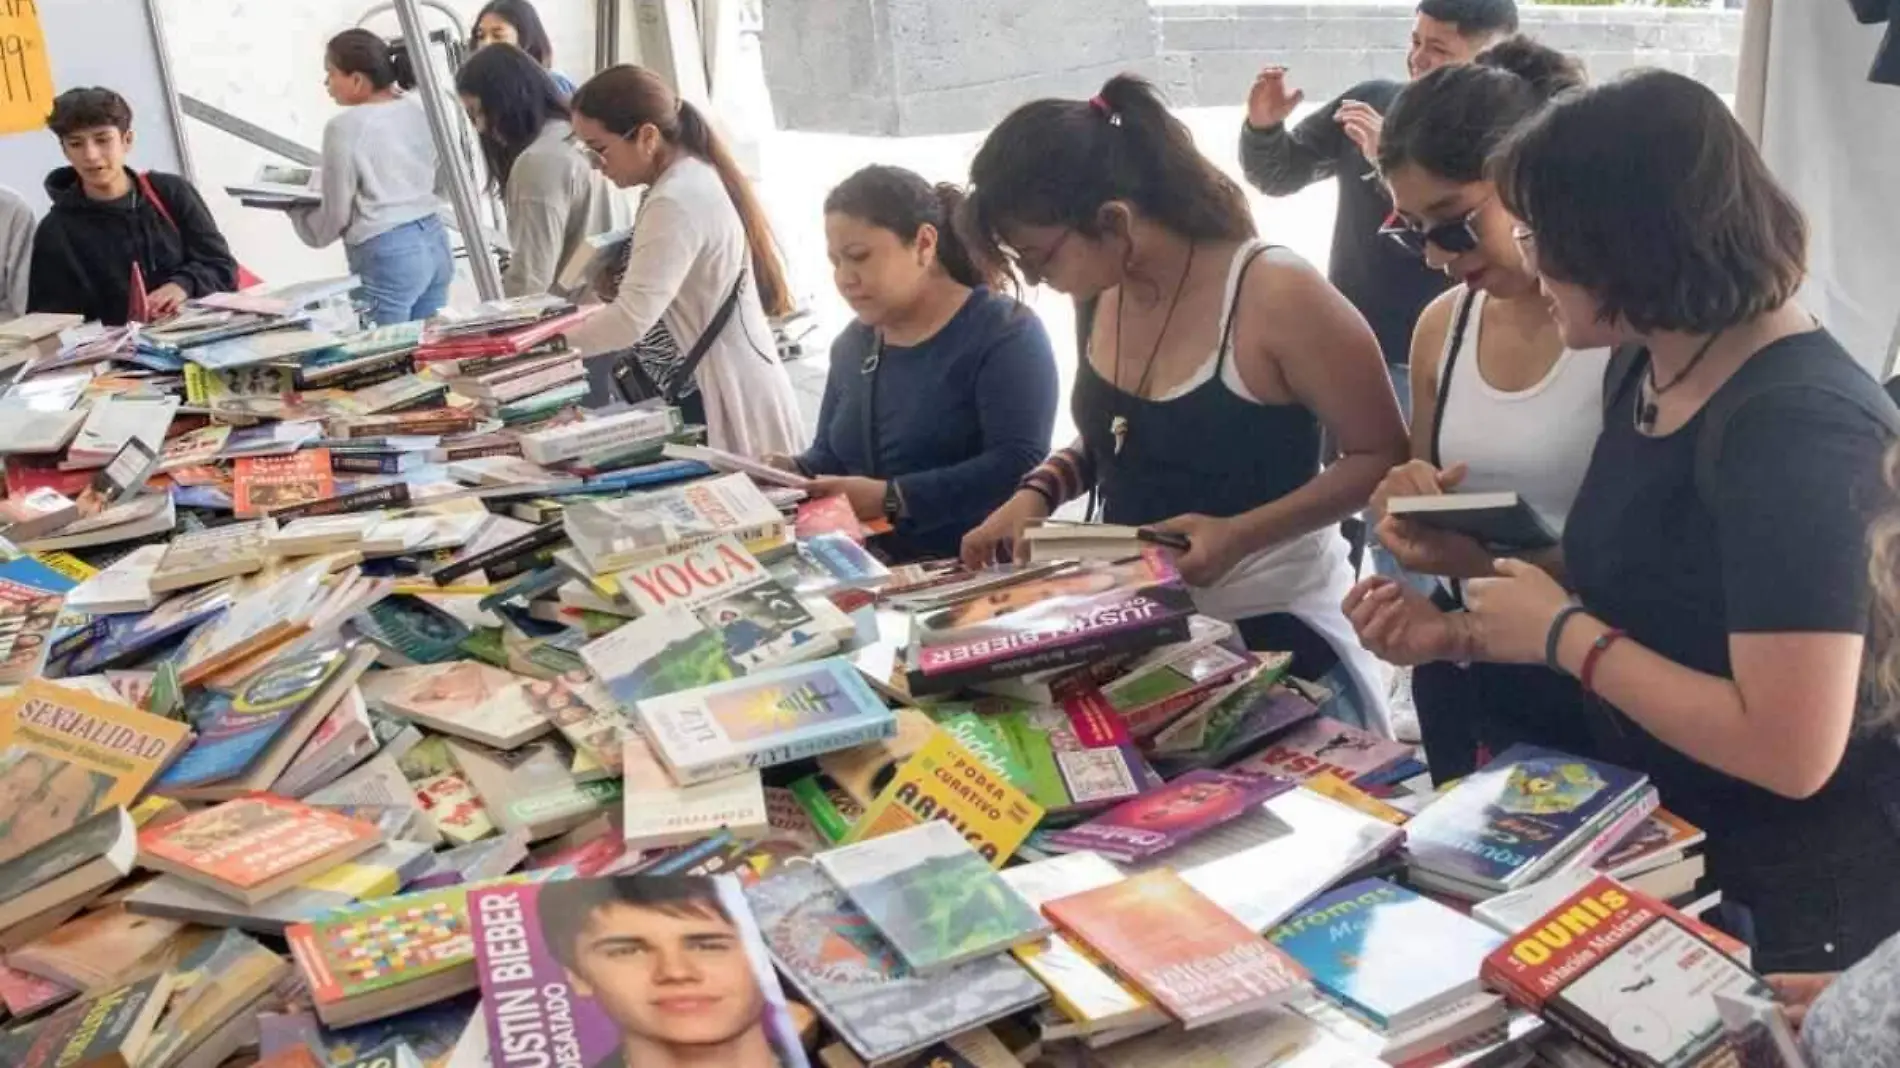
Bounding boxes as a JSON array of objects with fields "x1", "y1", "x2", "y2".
[
  {"x1": 456, "y1": 44, "x2": 628, "y2": 297},
  {"x1": 1359, "y1": 37, "x2": 1603, "y2": 780},
  {"x1": 1346, "y1": 70, "x2": 1900, "y2": 972},
  {"x1": 563, "y1": 65, "x2": 802, "y2": 457},
  {"x1": 960, "y1": 74, "x2": 1409, "y2": 733}
]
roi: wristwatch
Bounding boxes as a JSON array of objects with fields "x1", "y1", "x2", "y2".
[{"x1": 882, "y1": 480, "x2": 904, "y2": 522}]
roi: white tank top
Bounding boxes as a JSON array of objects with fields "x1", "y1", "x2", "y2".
[{"x1": 1433, "y1": 287, "x2": 1608, "y2": 535}]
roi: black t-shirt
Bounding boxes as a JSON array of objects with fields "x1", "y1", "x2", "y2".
[{"x1": 1564, "y1": 329, "x2": 1900, "y2": 970}]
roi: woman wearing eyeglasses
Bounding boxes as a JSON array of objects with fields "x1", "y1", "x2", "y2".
[
  {"x1": 563, "y1": 65, "x2": 802, "y2": 457},
  {"x1": 959, "y1": 74, "x2": 1409, "y2": 733},
  {"x1": 1346, "y1": 70, "x2": 1900, "y2": 972},
  {"x1": 1357, "y1": 38, "x2": 1604, "y2": 780}
]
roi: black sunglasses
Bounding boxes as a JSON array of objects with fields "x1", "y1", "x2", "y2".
[{"x1": 1380, "y1": 204, "x2": 1485, "y2": 258}]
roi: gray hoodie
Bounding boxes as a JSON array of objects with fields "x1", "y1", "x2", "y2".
[{"x1": 0, "y1": 186, "x2": 35, "y2": 320}]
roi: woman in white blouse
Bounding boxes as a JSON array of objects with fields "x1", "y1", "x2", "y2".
[{"x1": 565, "y1": 65, "x2": 802, "y2": 458}]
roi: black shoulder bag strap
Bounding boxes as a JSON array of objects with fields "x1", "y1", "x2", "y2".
[
  {"x1": 859, "y1": 333, "x2": 884, "y2": 479},
  {"x1": 1427, "y1": 287, "x2": 1480, "y2": 468},
  {"x1": 611, "y1": 269, "x2": 750, "y2": 406}
]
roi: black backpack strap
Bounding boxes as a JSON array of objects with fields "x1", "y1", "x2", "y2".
[
  {"x1": 662, "y1": 269, "x2": 749, "y2": 404},
  {"x1": 1427, "y1": 287, "x2": 1479, "y2": 468}
]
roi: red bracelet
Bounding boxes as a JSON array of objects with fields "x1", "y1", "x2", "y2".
[{"x1": 1579, "y1": 628, "x2": 1626, "y2": 696}]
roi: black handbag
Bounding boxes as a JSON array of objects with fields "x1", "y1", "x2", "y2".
[{"x1": 610, "y1": 270, "x2": 748, "y2": 405}]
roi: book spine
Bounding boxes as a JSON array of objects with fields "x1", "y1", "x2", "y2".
[
  {"x1": 674, "y1": 717, "x2": 897, "y2": 786},
  {"x1": 432, "y1": 441, "x2": 523, "y2": 463},
  {"x1": 1002, "y1": 716, "x2": 1073, "y2": 812},
  {"x1": 270, "y1": 483, "x2": 412, "y2": 521},
  {"x1": 911, "y1": 613, "x2": 1192, "y2": 697},
  {"x1": 432, "y1": 521, "x2": 568, "y2": 584},
  {"x1": 522, "y1": 413, "x2": 675, "y2": 464},
  {"x1": 302, "y1": 358, "x2": 409, "y2": 392},
  {"x1": 789, "y1": 775, "x2": 855, "y2": 843},
  {"x1": 330, "y1": 453, "x2": 405, "y2": 474},
  {"x1": 1549, "y1": 790, "x2": 1664, "y2": 882}
]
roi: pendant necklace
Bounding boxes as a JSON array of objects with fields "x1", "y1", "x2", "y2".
[
  {"x1": 1636, "y1": 329, "x2": 1723, "y2": 432},
  {"x1": 1110, "y1": 242, "x2": 1196, "y2": 456}
]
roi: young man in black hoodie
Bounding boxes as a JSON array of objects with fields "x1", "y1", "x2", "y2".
[{"x1": 28, "y1": 87, "x2": 237, "y2": 325}]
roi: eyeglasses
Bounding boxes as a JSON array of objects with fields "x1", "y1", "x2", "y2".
[
  {"x1": 1380, "y1": 202, "x2": 1488, "y2": 258},
  {"x1": 568, "y1": 125, "x2": 641, "y2": 169},
  {"x1": 1001, "y1": 229, "x2": 1074, "y2": 285}
]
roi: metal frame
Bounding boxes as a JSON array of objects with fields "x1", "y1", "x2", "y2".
[{"x1": 141, "y1": 0, "x2": 198, "y2": 182}]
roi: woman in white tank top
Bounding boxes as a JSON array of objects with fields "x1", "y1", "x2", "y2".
[{"x1": 1348, "y1": 37, "x2": 1611, "y2": 780}]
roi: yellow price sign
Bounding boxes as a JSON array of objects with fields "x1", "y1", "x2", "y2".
[{"x1": 0, "y1": 0, "x2": 56, "y2": 136}]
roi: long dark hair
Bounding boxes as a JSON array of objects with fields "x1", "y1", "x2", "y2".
[
  {"x1": 327, "y1": 29, "x2": 409, "y2": 91},
  {"x1": 456, "y1": 43, "x2": 569, "y2": 190},
  {"x1": 570, "y1": 66, "x2": 792, "y2": 317},
  {"x1": 473, "y1": 0, "x2": 555, "y2": 67},
  {"x1": 1379, "y1": 36, "x2": 1583, "y2": 182},
  {"x1": 825, "y1": 165, "x2": 1001, "y2": 291},
  {"x1": 961, "y1": 73, "x2": 1254, "y2": 277}
]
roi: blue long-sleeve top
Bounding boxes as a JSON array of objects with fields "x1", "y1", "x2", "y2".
[{"x1": 798, "y1": 287, "x2": 1058, "y2": 561}]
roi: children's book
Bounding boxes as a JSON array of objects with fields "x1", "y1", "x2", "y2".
[
  {"x1": 1042, "y1": 868, "x2": 1310, "y2": 1028},
  {"x1": 1268, "y1": 877, "x2": 1503, "y2": 1032},
  {"x1": 843, "y1": 725, "x2": 1045, "y2": 866},
  {"x1": 634, "y1": 657, "x2": 895, "y2": 785},
  {"x1": 467, "y1": 875, "x2": 813, "y2": 1068},
  {"x1": 136, "y1": 793, "x2": 383, "y2": 905},
  {"x1": 745, "y1": 864, "x2": 1048, "y2": 1065},
  {"x1": 1044, "y1": 769, "x2": 1296, "y2": 863},
  {"x1": 818, "y1": 820, "x2": 1050, "y2": 975}
]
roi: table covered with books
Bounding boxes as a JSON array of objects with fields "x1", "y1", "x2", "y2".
[{"x1": 0, "y1": 293, "x2": 1799, "y2": 1068}]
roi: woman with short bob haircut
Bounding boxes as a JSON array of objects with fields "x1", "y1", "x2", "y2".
[{"x1": 1346, "y1": 69, "x2": 1900, "y2": 973}]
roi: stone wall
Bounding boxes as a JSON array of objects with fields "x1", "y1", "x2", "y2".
[{"x1": 761, "y1": 0, "x2": 1743, "y2": 137}]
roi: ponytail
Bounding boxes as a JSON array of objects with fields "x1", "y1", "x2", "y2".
[
  {"x1": 327, "y1": 28, "x2": 412, "y2": 92},
  {"x1": 823, "y1": 164, "x2": 1002, "y2": 291},
  {"x1": 962, "y1": 73, "x2": 1253, "y2": 278},
  {"x1": 572, "y1": 66, "x2": 791, "y2": 317}
]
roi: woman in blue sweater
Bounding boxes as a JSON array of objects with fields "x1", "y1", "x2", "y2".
[{"x1": 775, "y1": 165, "x2": 1059, "y2": 562}]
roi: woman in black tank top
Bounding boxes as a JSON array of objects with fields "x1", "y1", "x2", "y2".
[{"x1": 956, "y1": 74, "x2": 1407, "y2": 715}]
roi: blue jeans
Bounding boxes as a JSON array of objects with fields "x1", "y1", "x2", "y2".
[{"x1": 346, "y1": 216, "x2": 453, "y2": 326}]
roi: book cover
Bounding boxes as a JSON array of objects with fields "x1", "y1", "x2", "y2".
[
  {"x1": 133, "y1": 927, "x2": 289, "y2": 1068},
  {"x1": 153, "y1": 642, "x2": 355, "y2": 791},
  {"x1": 1405, "y1": 745, "x2": 1651, "y2": 895},
  {"x1": 998, "y1": 852, "x2": 1164, "y2": 1034},
  {"x1": 1042, "y1": 868, "x2": 1309, "y2": 1028},
  {"x1": 819, "y1": 820, "x2": 1050, "y2": 975},
  {"x1": 49, "y1": 582, "x2": 235, "y2": 676},
  {"x1": 174, "y1": 562, "x2": 329, "y2": 685},
  {"x1": 285, "y1": 883, "x2": 485, "y2": 1008},
  {"x1": 137, "y1": 793, "x2": 382, "y2": 902},
  {"x1": 359, "y1": 662, "x2": 553, "y2": 749},
  {"x1": 232, "y1": 450, "x2": 335, "y2": 517},
  {"x1": 817, "y1": 707, "x2": 941, "y2": 808},
  {"x1": 0, "y1": 578, "x2": 65, "y2": 687},
  {"x1": 397, "y1": 736, "x2": 496, "y2": 845},
  {"x1": 744, "y1": 864, "x2": 1048, "y2": 1065},
  {"x1": 124, "y1": 840, "x2": 434, "y2": 934},
  {"x1": 0, "y1": 680, "x2": 192, "y2": 865},
  {"x1": 562, "y1": 473, "x2": 786, "y2": 572},
  {"x1": 1268, "y1": 878, "x2": 1502, "y2": 1031},
  {"x1": 1045, "y1": 769, "x2": 1296, "y2": 863},
  {"x1": 6, "y1": 905, "x2": 186, "y2": 989},
  {"x1": 521, "y1": 672, "x2": 624, "y2": 777},
  {"x1": 149, "y1": 521, "x2": 274, "y2": 593},
  {"x1": 357, "y1": 596, "x2": 475, "y2": 665},
  {"x1": 1102, "y1": 642, "x2": 1255, "y2": 740},
  {"x1": 793, "y1": 495, "x2": 863, "y2": 543},
  {"x1": 468, "y1": 875, "x2": 812, "y2": 1068},
  {"x1": 446, "y1": 737, "x2": 619, "y2": 840},
  {"x1": 0, "y1": 961, "x2": 73, "y2": 1018},
  {"x1": 843, "y1": 726, "x2": 1044, "y2": 866},
  {"x1": 636, "y1": 658, "x2": 896, "y2": 785},
  {"x1": 1597, "y1": 809, "x2": 1706, "y2": 877},
  {"x1": 1301, "y1": 772, "x2": 1409, "y2": 827},
  {"x1": 580, "y1": 607, "x2": 741, "y2": 711},
  {"x1": 1231, "y1": 715, "x2": 1416, "y2": 785},
  {"x1": 1386, "y1": 492, "x2": 1558, "y2": 554},
  {"x1": 622, "y1": 731, "x2": 769, "y2": 849},
  {"x1": 1480, "y1": 876, "x2": 1766, "y2": 1068},
  {"x1": 0, "y1": 972, "x2": 174, "y2": 1068}
]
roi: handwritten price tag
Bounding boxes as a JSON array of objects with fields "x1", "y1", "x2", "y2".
[{"x1": 0, "y1": 2, "x2": 56, "y2": 135}]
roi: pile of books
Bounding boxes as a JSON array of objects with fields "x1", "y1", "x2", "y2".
[{"x1": 0, "y1": 292, "x2": 1785, "y2": 1068}]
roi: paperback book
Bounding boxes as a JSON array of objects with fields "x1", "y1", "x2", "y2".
[
  {"x1": 843, "y1": 725, "x2": 1045, "y2": 865},
  {"x1": 359, "y1": 661, "x2": 553, "y2": 749},
  {"x1": 562, "y1": 472, "x2": 787, "y2": 573},
  {"x1": 998, "y1": 852, "x2": 1167, "y2": 1038},
  {"x1": 124, "y1": 839, "x2": 433, "y2": 934},
  {"x1": 1232, "y1": 714, "x2": 1416, "y2": 785},
  {"x1": 137, "y1": 793, "x2": 383, "y2": 905},
  {"x1": 622, "y1": 730, "x2": 769, "y2": 848},
  {"x1": 1044, "y1": 768, "x2": 1296, "y2": 863},
  {"x1": 0, "y1": 806, "x2": 137, "y2": 935}
]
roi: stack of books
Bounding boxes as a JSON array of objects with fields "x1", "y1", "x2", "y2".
[{"x1": 0, "y1": 290, "x2": 1767, "y2": 1068}]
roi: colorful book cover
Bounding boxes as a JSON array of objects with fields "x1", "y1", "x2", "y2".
[
  {"x1": 133, "y1": 928, "x2": 289, "y2": 1068},
  {"x1": 398, "y1": 736, "x2": 496, "y2": 845},
  {"x1": 1405, "y1": 745, "x2": 1651, "y2": 894},
  {"x1": 622, "y1": 731, "x2": 769, "y2": 848},
  {"x1": 0, "y1": 579, "x2": 65, "y2": 688},
  {"x1": 819, "y1": 820, "x2": 1050, "y2": 975},
  {"x1": 615, "y1": 534, "x2": 770, "y2": 615},
  {"x1": 562, "y1": 473, "x2": 786, "y2": 571},
  {"x1": 359, "y1": 596, "x2": 475, "y2": 665},
  {"x1": 789, "y1": 772, "x2": 862, "y2": 844},
  {"x1": 1148, "y1": 664, "x2": 1310, "y2": 767},
  {"x1": 1597, "y1": 808, "x2": 1705, "y2": 876},
  {"x1": 816, "y1": 707, "x2": 941, "y2": 808},
  {"x1": 1480, "y1": 876, "x2": 1766, "y2": 1068},
  {"x1": 1268, "y1": 878, "x2": 1502, "y2": 1030},
  {"x1": 0, "y1": 961, "x2": 74, "y2": 1018},
  {"x1": 579, "y1": 607, "x2": 741, "y2": 712},
  {"x1": 792, "y1": 495, "x2": 863, "y2": 543},
  {"x1": 843, "y1": 727, "x2": 1044, "y2": 866},
  {"x1": 1102, "y1": 642, "x2": 1254, "y2": 740},
  {"x1": 468, "y1": 876, "x2": 812, "y2": 1068},
  {"x1": 47, "y1": 581, "x2": 236, "y2": 676},
  {"x1": 0, "y1": 972, "x2": 173, "y2": 1068},
  {"x1": 286, "y1": 883, "x2": 488, "y2": 1007},
  {"x1": 798, "y1": 532, "x2": 890, "y2": 588},
  {"x1": 154, "y1": 643, "x2": 353, "y2": 790},
  {"x1": 233, "y1": 450, "x2": 335, "y2": 517},
  {"x1": 1231, "y1": 715, "x2": 1416, "y2": 785},
  {"x1": 138, "y1": 794, "x2": 382, "y2": 897},
  {"x1": 744, "y1": 864, "x2": 1048, "y2": 1065},
  {"x1": 124, "y1": 840, "x2": 434, "y2": 934},
  {"x1": 0, "y1": 679, "x2": 192, "y2": 865},
  {"x1": 1301, "y1": 772, "x2": 1409, "y2": 827},
  {"x1": 934, "y1": 711, "x2": 1031, "y2": 789},
  {"x1": 636, "y1": 657, "x2": 896, "y2": 785},
  {"x1": 1045, "y1": 769, "x2": 1296, "y2": 863},
  {"x1": 1000, "y1": 704, "x2": 1156, "y2": 815},
  {"x1": 1042, "y1": 868, "x2": 1309, "y2": 1028},
  {"x1": 998, "y1": 852, "x2": 1162, "y2": 1033},
  {"x1": 446, "y1": 737, "x2": 619, "y2": 839}
]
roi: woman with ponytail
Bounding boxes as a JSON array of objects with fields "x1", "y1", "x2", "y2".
[
  {"x1": 770, "y1": 165, "x2": 1058, "y2": 562},
  {"x1": 292, "y1": 29, "x2": 454, "y2": 325},
  {"x1": 565, "y1": 65, "x2": 802, "y2": 457},
  {"x1": 960, "y1": 75, "x2": 1409, "y2": 732}
]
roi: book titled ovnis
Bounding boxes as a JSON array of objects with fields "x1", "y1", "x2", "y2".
[
  {"x1": 635, "y1": 657, "x2": 896, "y2": 785},
  {"x1": 137, "y1": 794, "x2": 381, "y2": 905},
  {"x1": 1042, "y1": 868, "x2": 1309, "y2": 1028}
]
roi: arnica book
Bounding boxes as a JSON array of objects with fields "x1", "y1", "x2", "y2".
[
  {"x1": 635, "y1": 657, "x2": 896, "y2": 785},
  {"x1": 1405, "y1": 745, "x2": 1650, "y2": 898},
  {"x1": 1268, "y1": 877, "x2": 1502, "y2": 1032},
  {"x1": 1044, "y1": 769, "x2": 1296, "y2": 863},
  {"x1": 844, "y1": 726, "x2": 1045, "y2": 866},
  {"x1": 468, "y1": 875, "x2": 811, "y2": 1068}
]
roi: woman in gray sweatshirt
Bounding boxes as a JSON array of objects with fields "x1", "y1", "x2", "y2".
[{"x1": 456, "y1": 43, "x2": 628, "y2": 297}]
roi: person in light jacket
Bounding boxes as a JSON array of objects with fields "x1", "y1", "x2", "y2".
[
  {"x1": 456, "y1": 43, "x2": 629, "y2": 298},
  {"x1": 564, "y1": 65, "x2": 802, "y2": 458},
  {"x1": 0, "y1": 186, "x2": 35, "y2": 320}
]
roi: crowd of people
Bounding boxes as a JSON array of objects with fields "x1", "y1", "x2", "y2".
[{"x1": 2, "y1": 0, "x2": 1899, "y2": 1058}]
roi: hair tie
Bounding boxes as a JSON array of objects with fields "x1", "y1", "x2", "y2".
[{"x1": 1088, "y1": 95, "x2": 1113, "y2": 118}]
